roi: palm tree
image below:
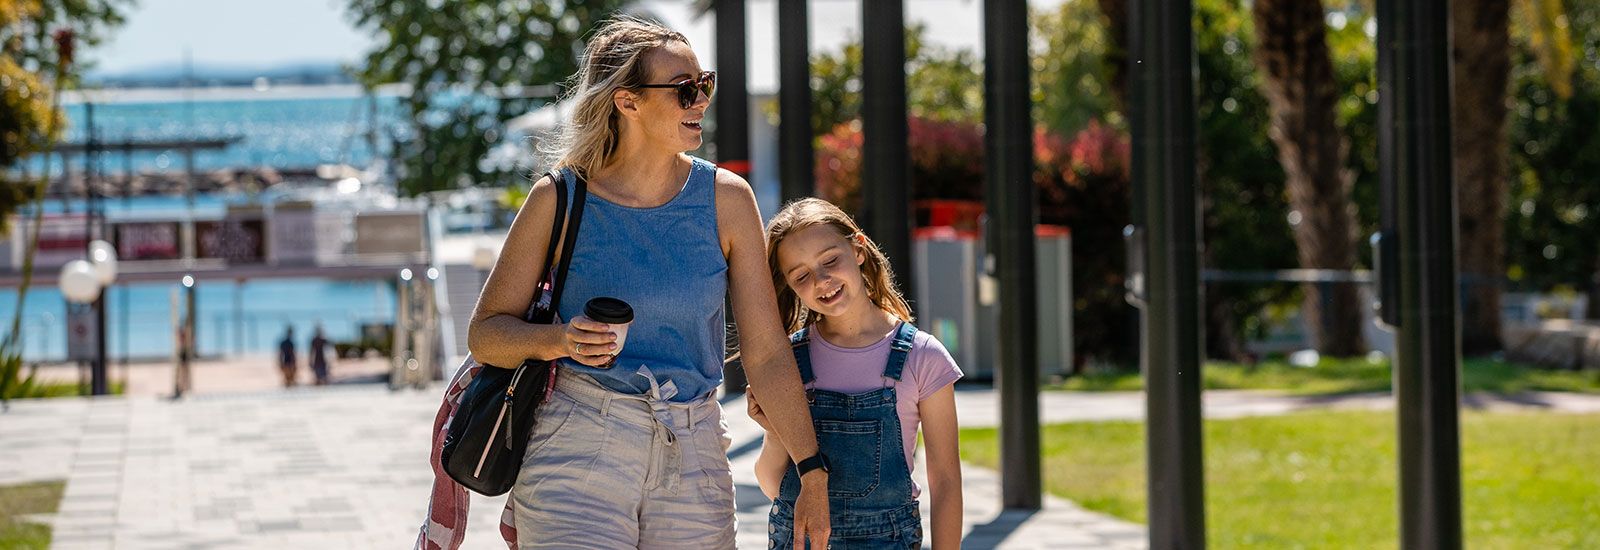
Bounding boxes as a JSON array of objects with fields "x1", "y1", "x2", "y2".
[
  {"x1": 1250, "y1": 0, "x2": 1365, "y2": 356},
  {"x1": 1452, "y1": 1, "x2": 1512, "y2": 355}
]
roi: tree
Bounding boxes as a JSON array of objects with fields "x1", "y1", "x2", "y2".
[
  {"x1": 807, "y1": 23, "x2": 984, "y2": 139},
  {"x1": 2, "y1": 0, "x2": 128, "y2": 404},
  {"x1": 2, "y1": 0, "x2": 128, "y2": 201},
  {"x1": 1451, "y1": 1, "x2": 1513, "y2": 354},
  {"x1": 344, "y1": 0, "x2": 631, "y2": 196},
  {"x1": 1250, "y1": 0, "x2": 1366, "y2": 356},
  {"x1": 1505, "y1": 0, "x2": 1600, "y2": 321}
]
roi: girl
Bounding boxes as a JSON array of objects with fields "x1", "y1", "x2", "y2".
[
  {"x1": 751, "y1": 198, "x2": 964, "y2": 549},
  {"x1": 453, "y1": 17, "x2": 833, "y2": 549}
]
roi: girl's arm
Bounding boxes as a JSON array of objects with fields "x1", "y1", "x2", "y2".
[
  {"x1": 755, "y1": 433, "x2": 790, "y2": 499},
  {"x1": 919, "y1": 383, "x2": 963, "y2": 550},
  {"x1": 467, "y1": 175, "x2": 614, "y2": 368},
  {"x1": 715, "y1": 169, "x2": 832, "y2": 545}
]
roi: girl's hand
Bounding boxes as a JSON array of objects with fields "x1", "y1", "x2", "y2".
[
  {"x1": 563, "y1": 316, "x2": 617, "y2": 367},
  {"x1": 746, "y1": 386, "x2": 771, "y2": 430}
]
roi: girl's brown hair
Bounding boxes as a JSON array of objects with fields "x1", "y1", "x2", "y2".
[
  {"x1": 765, "y1": 198, "x2": 914, "y2": 334},
  {"x1": 539, "y1": 16, "x2": 688, "y2": 175}
]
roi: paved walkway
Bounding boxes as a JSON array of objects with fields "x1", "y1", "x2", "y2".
[
  {"x1": 3, "y1": 381, "x2": 1145, "y2": 549},
  {"x1": 7, "y1": 359, "x2": 1599, "y2": 549}
]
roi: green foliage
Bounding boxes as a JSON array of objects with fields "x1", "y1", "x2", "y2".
[
  {"x1": 0, "y1": 338, "x2": 43, "y2": 407},
  {"x1": 1032, "y1": 0, "x2": 1122, "y2": 132},
  {"x1": 1504, "y1": 1, "x2": 1600, "y2": 293},
  {"x1": 807, "y1": 23, "x2": 986, "y2": 138},
  {"x1": 343, "y1": 0, "x2": 631, "y2": 196},
  {"x1": 1, "y1": 0, "x2": 129, "y2": 173},
  {"x1": 961, "y1": 411, "x2": 1600, "y2": 547}
]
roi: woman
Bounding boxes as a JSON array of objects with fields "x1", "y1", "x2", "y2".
[{"x1": 466, "y1": 17, "x2": 832, "y2": 549}]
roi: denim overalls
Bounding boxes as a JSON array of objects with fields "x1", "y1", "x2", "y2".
[{"x1": 768, "y1": 322, "x2": 923, "y2": 549}]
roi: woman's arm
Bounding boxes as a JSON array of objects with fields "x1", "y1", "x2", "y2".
[
  {"x1": 919, "y1": 384, "x2": 963, "y2": 550},
  {"x1": 714, "y1": 169, "x2": 831, "y2": 547},
  {"x1": 467, "y1": 175, "x2": 614, "y2": 368}
]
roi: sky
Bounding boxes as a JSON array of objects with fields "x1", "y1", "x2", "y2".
[
  {"x1": 87, "y1": 0, "x2": 374, "y2": 74},
  {"x1": 87, "y1": 0, "x2": 1071, "y2": 82}
]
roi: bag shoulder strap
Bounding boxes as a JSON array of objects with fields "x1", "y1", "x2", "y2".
[
  {"x1": 535, "y1": 169, "x2": 588, "y2": 324},
  {"x1": 524, "y1": 169, "x2": 568, "y2": 322}
]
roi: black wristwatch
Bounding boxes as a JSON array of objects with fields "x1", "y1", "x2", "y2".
[{"x1": 795, "y1": 452, "x2": 831, "y2": 477}]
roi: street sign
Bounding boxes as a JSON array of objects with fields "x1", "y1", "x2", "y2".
[{"x1": 65, "y1": 303, "x2": 99, "y2": 362}]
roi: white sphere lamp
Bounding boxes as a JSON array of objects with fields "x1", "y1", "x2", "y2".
[
  {"x1": 59, "y1": 260, "x2": 102, "y2": 304},
  {"x1": 89, "y1": 240, "x2": 118, "y2": 286}
]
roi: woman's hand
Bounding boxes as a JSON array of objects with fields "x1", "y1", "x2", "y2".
[{"x1": 562, "y1": 316, "x2": 618, "y2": 367}]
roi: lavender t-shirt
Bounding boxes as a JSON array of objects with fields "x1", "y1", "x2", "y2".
[{"x1": 803, "y1": 323, "x2": 963, "y2": 497}]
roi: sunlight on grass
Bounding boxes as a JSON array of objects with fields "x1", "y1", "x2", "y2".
[
  {"x1": 0, "y1": 480, "x2": 65, "y2": 549},
  {"x1": 960, "y1": 411, "x2": 1600, "y2": 548},
  {"x1": 1049, "y1": 357, "x2": 1600, "y2": 395}
]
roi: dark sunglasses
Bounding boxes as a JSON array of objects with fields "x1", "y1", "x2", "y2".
[{"x1": 634, "y1": 71, "x2": 717, "y2": 109}]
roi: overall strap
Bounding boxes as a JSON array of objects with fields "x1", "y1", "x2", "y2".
[
  {"x1": 882, "y1": 322, "x2": 917, "y2": 382},
  {"x1": 789, "y1": 328, "x2": 816, "y2": 385}
]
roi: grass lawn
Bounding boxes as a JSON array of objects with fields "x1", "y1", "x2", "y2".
[
  {"x1": 1050, "y1": 356, "x2": 1600, "y2": 395},
  {"x1": 5, "y1": 381, "x2": 126, "y2": 400},
  {"x1": 960, "y1": 411, "x2": 1600, "y2": 548},
  {"x1": 0, "y1": 480, "x2": 65, "y2": 549}
]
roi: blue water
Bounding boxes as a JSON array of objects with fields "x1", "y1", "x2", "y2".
[
  {"x1": 1, "y1": 278, "x2": 396, "y2": 362},
  {"x1": 30, "y1": 91, "x2": 408, "y2": 176},
  {"x1": 4, "y1": 88, "x2": 430, "y2": 362}
]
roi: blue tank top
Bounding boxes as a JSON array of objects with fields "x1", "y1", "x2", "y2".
[{"x1": 554, "y1": 156, "x2": 728, "y2": 402}]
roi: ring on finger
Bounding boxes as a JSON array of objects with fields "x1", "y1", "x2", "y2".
[{"x1": 576, "y1": 342, "x2": 585, "y2": 354}]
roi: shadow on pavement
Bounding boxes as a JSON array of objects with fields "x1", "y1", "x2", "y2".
[{"x1": 961, "y1": 508, "x2": 1038, "y2": 549}]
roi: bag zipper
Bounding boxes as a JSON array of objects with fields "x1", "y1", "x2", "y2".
[{"x1": 473, "y1": 365, "x2": 527, "y2": 478}]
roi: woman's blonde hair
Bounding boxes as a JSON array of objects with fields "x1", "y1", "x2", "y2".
[
  {"x1": 765, "y1": 198, "x2": 914, "y2": 334},
  {"x1": 540, "y1": 16, "x2": 688, "y2": 176}
]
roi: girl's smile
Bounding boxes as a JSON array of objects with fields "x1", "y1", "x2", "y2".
[{"x1": 776, "y1": 225, "x2": 867, "y2": 319}]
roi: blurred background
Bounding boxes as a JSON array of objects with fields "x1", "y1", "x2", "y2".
[{"x1": 2, "y1": 0, "x2": 1598, "y2": 548}]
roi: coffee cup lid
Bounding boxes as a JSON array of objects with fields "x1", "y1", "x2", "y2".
[{"x1": 584, "y1": 297, "x2": 634, "y2": 324}]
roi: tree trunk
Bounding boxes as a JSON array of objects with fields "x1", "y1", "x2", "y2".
[
  {"x1": 1452, "y1": 0, "x2": 1511, "y2": 355},
  {"x1": 1588, "y1": 257, "x2": 1600, "y2": 321},
  {"x1": 1096, "y1": 0, "x2": 1129, "y2": 110},
  {"x1": 1250, "y1": 0, "x2": 1365, "y2": 356}
]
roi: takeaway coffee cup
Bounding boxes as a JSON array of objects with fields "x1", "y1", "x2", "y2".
[{"x1": 584, "y1": 297, "x2": 634, "y2": 356}]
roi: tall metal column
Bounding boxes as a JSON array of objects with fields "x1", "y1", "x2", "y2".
[
  {"x1": 1381, "y1": 0, "x2": 1463, "y2": 547},
  {"x1": 983, "y1": 0, "x2": 1041, "y2": 510},
  {"x1": 1130, "y1": 0, "x2": 1205, "y2": 546},
  {"x1": 777, "y1": 0, "x2": 814, "y2": 203},
  {"x1": 715, "y1": 0, "x2": 752, "y2": 395},
  {"x1": 860, "y1": 0, "x2": 911, "y2": 306},
  {"x1": 713, "y1": 0, "x2": 751, "y2": 180}
]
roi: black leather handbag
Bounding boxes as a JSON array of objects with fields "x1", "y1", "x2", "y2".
[{"x1": 440, "y1": 169, "x2": 587, "y2": 496}]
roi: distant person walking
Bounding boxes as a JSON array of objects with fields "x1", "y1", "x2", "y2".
[
  {"x1": 277, "y1": 327, "x2": 297, "y2": 387},
  {"x1": 309, "y1": 325, "x2": 330, "y2": 386}
]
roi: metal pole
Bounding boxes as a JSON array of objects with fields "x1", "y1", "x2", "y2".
[
  {"x1": 84, "y1": 101, "x2": 110, "y2": 396},
  {"x1": 983, "y1": 0, "x2": 1041, "y2": 510},
  {"x1": 861, "y1": 0, "x2": 912, "y2": 313},
  {"x1": 714, "y1": 0, "x2": 751, "y2": 179},
  {"x1": 1131, "y1": 0, "x2": 1205, "y2": 546},
  {"x1": 235, "y1": 279, "x2": 245, "y2": 356},
  {"x1": 777, "y1": 0, "x2": 814, "y2": 203},
  {"x1": 1384, "y1": 0, "x2": 1464, "y2": 547},
  {"x1": 714, "y1": 0, "x2": 751, "y2": 395}
]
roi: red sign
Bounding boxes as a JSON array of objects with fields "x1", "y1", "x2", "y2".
[{"x1": 114, "y1": 222, "x2": 181, "y2": 261}]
